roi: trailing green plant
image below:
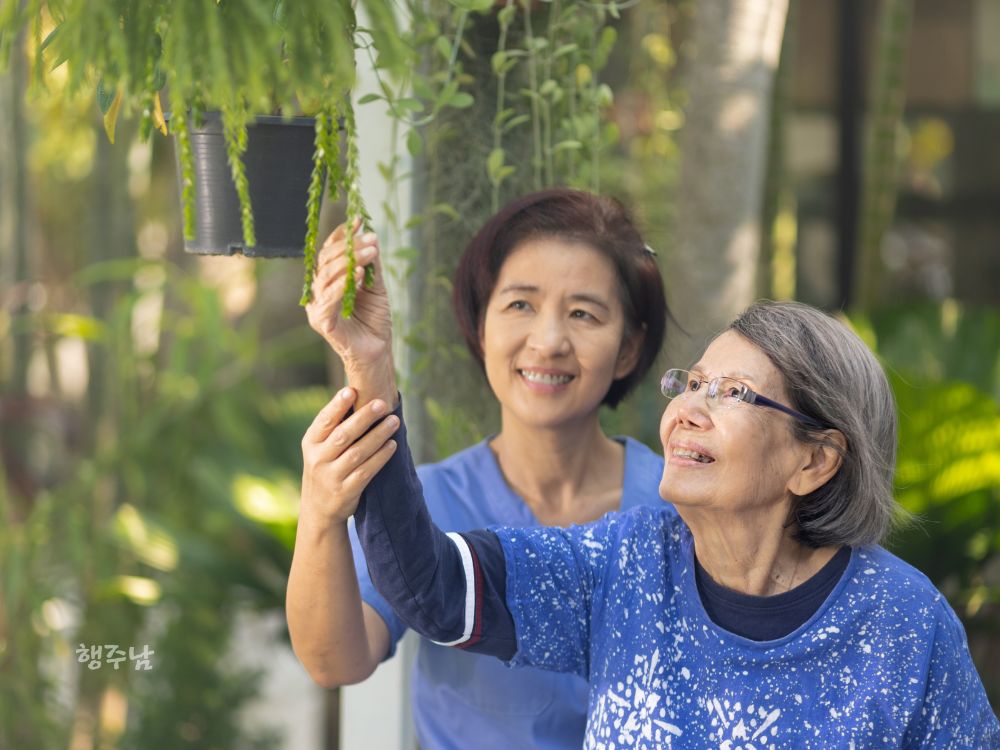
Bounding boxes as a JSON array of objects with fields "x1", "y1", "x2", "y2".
[{"x1": 1, "y1": 0, "x2": 405, "y2": 314}]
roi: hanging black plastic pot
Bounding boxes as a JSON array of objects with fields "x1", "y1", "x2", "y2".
[{"x1": 174, "y1": 113, "x2": 316, "y2": 257}]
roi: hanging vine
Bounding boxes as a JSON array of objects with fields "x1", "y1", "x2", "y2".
[{"x1": 340, "y1": 97, "x2": 376, "y2": 318}]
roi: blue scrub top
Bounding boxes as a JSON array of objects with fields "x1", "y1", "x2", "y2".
[{"x1": 349, "y1": 435, "x2": 670, "y2": 750}]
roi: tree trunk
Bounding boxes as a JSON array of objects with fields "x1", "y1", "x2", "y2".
[
  {"x1": 666, "y1": 0, "x2": 789, "y2": 367},
  {"x1": 0, "y1": 14, "x2": 30, "y2": 393},
  {"x1": 0, "y1": 21, "x2": 34, "y2": 517}
]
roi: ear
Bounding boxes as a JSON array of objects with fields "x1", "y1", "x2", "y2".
[
  {"x1": 613, "y1": 325, "x2": 646, "y2": 380},
  {"x1": 787, "y1": 430, "x2": 847, "y2": 496}
]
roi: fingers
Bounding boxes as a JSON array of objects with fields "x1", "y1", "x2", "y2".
[
  {"x1": 339, "y1": 437, "x2": 398, "y2": 497},
  {"x1": 314, "y1": 239, "x2": 379, "y2": 294},
  {"x1": 320, "y1": 217, "x2": 363, "y2": 250},
  {"x1": 318, "y1": 222, "x2": 371, "y2": 268},
  {"x1": 330, "y1": 410, "x2": 399, "y2": 484},
  {"x1": 304, "y1": 387, "x2": 357, "y2": 444},
  {"x1": 324, "y1": 398, "x2": 397, "y2": 457}
]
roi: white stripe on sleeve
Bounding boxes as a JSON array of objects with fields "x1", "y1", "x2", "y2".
[{"x1": 433, "y1": 532, "x2": 475, "y2": 647}]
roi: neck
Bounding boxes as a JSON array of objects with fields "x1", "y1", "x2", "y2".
[
  {"x1": 681, "y1": 505, "x2": 837, "y2": 596},
  {"x1": 490, "y1": 411, "x2": 623, "y2": 523}
]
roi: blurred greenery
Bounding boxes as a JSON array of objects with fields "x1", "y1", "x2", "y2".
[
  {"x1": 1, "y1": 259, "x2": 327, "y2": 748},
  {"x1": 856, "y1": 304, "x2": 1000, "y2": 704}
]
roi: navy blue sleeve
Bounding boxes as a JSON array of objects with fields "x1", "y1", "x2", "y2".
[{"x1": 354, "y1": 400, "x2": 517, "y2": 660}]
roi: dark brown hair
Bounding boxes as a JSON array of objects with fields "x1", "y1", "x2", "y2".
[{"x1": 452, "y1": 188, "x2": 668, "y2": 408}]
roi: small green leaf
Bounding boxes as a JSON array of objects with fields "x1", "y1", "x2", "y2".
[
  {"x1": 96, "y1": 79, "x2": 116, "y2": 115},
  {"x1": 39, "y1": 25, "x2": 60, "y2": 52},
  {"x1": 491, "y1": 51, "x2": 508, "y2": 75},
  {"x1": 502, "y1": 113, "x2": 530, "y2": 133},
  {"x1": 554, "y1": 43, "x2": 578, "y2": 58},
  {"x1": 431, "y1": 203, "x2": 460, "y2": 221},
  {"x1": 596, "y1": 83, "x2": 614, "y2": 107},
  {"x1": 358, "y1": 93, "x2": 382, "y2": 105},
  {"x1": 494, "y1": 107, "x2": 515, "y2": 126},
  {"x1": 395, "y1": 97, "x2": 424, "y2": 114},
  {"x1": 435, "y1": 35, "x2": 452, "y2": 61},
  {"x1": 449, "y1": 92, "x2": 474, "y2": 109},
  {"x1": 539, "y1": 79, "x2": 558, "y2": 97},
  {"x1": 553, "y1": 139, "x2": 583, "y2": 152},
  {"x1": 103, "y1": 89, "x2": 123, "y2": 144},
  {"x1": 498, "y1": 3, "x2": 517, "y2": 27},
  {"x1": 450, "y1": 0, "x2": 494, "y2": 11},
  {"x1": 406, "y1": 129, "x2": 423, "y2": 156},
  {"x1": 487, "y1": 148, "x2": 505, "y2": 179}
]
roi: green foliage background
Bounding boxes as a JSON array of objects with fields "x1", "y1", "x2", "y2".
[{"x1": 1, "y1": 2, "x2": 998, "y2": 748}]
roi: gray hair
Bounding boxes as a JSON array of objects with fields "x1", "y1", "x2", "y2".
[{"x1": 728, "y1": 300, "x2": 898, "y2": 548}]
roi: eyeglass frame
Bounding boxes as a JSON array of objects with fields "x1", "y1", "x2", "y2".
[{"x1": 660, "y1": 368, "x2": 830, "y2": 430}]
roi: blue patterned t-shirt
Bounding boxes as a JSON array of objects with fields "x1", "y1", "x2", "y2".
[{"x1": 498, "y1": 505, "x2": 999, "y2": 749}]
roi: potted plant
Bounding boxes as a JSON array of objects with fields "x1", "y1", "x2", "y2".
[{"x1": 0, "y1": 0, "x2": 406, "y2": 312}]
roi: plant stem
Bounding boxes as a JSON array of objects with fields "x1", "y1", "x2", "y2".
[
  {"x1": 492, "y1": 1, "x2": 514, "y2": 213},
  {"x1": 170, "y1": 98, "x2": 196, "y2": 241},
  {"x1": 523, "y1": 0, "x2": 543, "y2": 190},
  {"x1": 589, "y1": 27, "x2": 600, "y2": 193},
  {"x1": 300, "y1": 110, "x2": 330, "y2": 305},
  {"x1": 542, "y1": 0, "x2": 561, "y2": 185}
]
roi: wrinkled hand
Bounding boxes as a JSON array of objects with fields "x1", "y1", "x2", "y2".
[
  {"x1": 300, "y1": 387, "x2": 399, "y2": 525},
  {"x1": 305, "y1": 219, "x2": 393, "y2": 367}
]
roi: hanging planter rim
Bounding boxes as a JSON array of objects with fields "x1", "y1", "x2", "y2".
[{"x1": 165, "y1": 112, "x2": 317, "y2": 129}]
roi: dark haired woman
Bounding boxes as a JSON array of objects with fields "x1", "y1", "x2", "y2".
[{"x1": 287, "y1": 189, "x2": 671, "y2": 749}]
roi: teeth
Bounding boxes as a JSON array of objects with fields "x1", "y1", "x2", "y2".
[
  {"x1": 674, "y1": 448, "x2": 713, "y2": 463},
  {"x1": 520, "y1": 370, "x2": 573, "y2": 385}
]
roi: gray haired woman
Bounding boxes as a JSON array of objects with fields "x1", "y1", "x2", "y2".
[{"x1": 302, "y1": 287, "x2": 1000, "y2": 747}]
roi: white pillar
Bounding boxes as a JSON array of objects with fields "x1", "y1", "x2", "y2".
[{"x1": 340, "y1": 12, "x2": 418, "y2": 749}]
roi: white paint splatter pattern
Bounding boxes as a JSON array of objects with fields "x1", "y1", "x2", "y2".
[{"x1": 499, "y1": 506, "x2": 1000, "y2": 748}]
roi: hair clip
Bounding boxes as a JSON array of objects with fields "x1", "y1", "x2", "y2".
[{"x1": 643, "y1": 244, "x2": 657, "y2": 257}]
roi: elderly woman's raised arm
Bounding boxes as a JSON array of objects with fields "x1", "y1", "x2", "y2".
[
  {"x1": 288, "y1": 222, "x2": 399, "y2": 686},
  {"x1": 353, "y1": 401, "x2": 519, "y2": 659}
]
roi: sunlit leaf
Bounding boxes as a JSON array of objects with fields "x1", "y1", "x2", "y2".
[{"x1": 102, "y1": 89, "x2": 123, "y2": 144}]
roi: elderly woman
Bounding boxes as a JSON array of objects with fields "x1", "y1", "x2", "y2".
[{"x1": 303, "y1": 283, "x2": 999, "y2": 743}]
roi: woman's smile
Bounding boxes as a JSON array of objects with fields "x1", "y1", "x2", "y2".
[
  {"x1": 516, "y1": 366, "x2": 575, "y2": 392},
  {"x1": 667, "y1": 440, "x2": 717, "y2": 466}
]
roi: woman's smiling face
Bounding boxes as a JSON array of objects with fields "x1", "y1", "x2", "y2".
[
  {"x1": 481, "y1": 237, "x2": 640, "y2": 431},
  {"x1": 658, "y1": 330, "x2": 811, "y2": 516}
]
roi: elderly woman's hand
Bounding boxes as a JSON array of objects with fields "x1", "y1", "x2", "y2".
[
  {"x1": 300, "y1": 387, "x2": 399, "y2": 525},
  {"x1": 305, "y1": 219, "x2": 393, "y2": 369}
]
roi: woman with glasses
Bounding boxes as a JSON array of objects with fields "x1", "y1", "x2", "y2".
[
  {"x1": 287, "y1": 189, "x2": 671, "y2": 749},
  {"x1": 303, "y1": 281, "x2": 1000, "y2": 745}
]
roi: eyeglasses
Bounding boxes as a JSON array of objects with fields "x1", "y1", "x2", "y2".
[{"x1": 660, "y1": 368, "x2": 829, "y2": 429}]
